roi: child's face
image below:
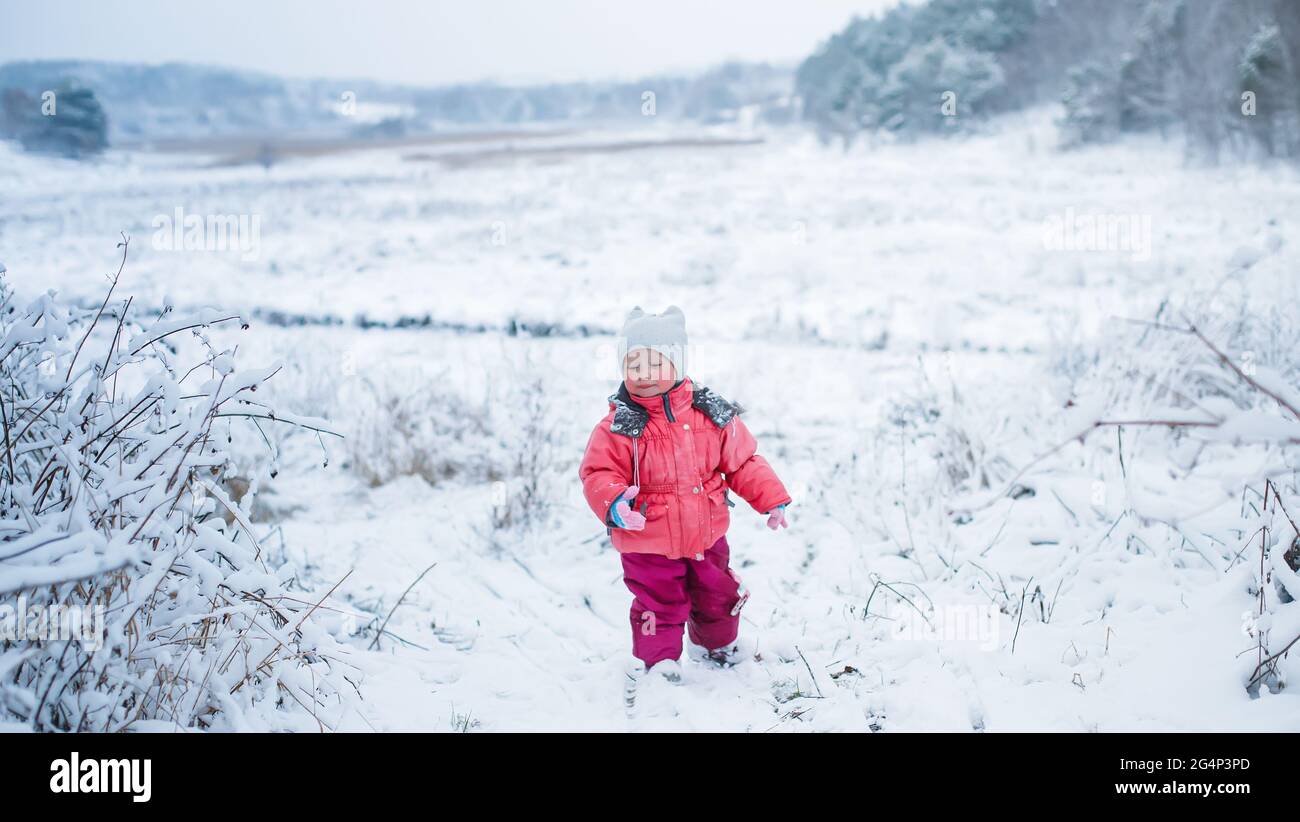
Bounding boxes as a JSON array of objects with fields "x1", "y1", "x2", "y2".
[{"x1": 623, "y1": 348, "x2": 677, "y2": 397}]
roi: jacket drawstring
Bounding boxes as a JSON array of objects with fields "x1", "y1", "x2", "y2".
[{"x1": 632, "y1": 432, "x2": 641, "y2": 487}]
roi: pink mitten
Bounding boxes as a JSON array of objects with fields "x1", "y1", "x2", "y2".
[
  {"x1": 610, "y1": 485, "x2": 646, "y2": 531},
  {"x1": 766, "y1": 504, "x2": 789, "y2": 530}
]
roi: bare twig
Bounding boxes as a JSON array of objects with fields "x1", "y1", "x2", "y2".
[
  {"x1": 65, "y1": 233, "x2": 129, "y2": 380},
  {"x1": 369, "y1": 562, "x2": 438, "y2": 651},
  {"x1": 1185, "y1": 320, "x2": 1300, "y2": 421},
  {"x1": 794, "y1": 646, "x2": 825, "y2": 699},
  {"x1": 1011, "y1": 577, "x2": 1034, "y2": 654}
]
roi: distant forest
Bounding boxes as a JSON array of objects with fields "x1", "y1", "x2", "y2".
[
  {"x1": 4, "y1": 1, "x2": 1299, "y2": 162},
  {"x1": 796, "y1": 0, "x2": 1300, "y2": 160}
]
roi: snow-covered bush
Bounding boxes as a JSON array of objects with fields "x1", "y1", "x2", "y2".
[
  {"x1": 886, "y1": 360, "x2": 1020, "y2": 497},
  {"x1": 1042, "y1": 262, "x2": 1300, "y2": 695},
  {"x1": 341, "y1": 357, "x2": 562, "y2": 538},
  {"x1": 486, "y1": 374, "x2": 560, "y2": 536},
  {"x1": 345, "y1": 375, "x2": 496, "y2": 487},
  {"x1": 0, "y1": 245, "x2": 355, "y2": 731}
]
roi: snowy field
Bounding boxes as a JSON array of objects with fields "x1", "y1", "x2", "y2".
[{"x1": 4, "y1": 112, "x2": 1300, "y2": 730}]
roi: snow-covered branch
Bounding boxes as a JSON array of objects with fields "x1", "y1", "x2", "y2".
[{"x1": 0, "y1": 244, "x2": 355, "y2": 731}]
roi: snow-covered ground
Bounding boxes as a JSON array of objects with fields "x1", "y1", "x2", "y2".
[{"x1": 5, "y1": 112, "x2": 1299, "y2": 730}]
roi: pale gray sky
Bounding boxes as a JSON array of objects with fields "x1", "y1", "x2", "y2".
[{"x1": 0, "y1": 0, "x2": 899, "y2": 86}]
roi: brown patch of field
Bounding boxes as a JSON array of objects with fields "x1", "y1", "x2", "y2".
[
  {"x1": 404, "y1": 135, "x2": 765, "y2": 168},
  {"x1": 119, "y1": 128, "x2": 574, "y2": 167}
]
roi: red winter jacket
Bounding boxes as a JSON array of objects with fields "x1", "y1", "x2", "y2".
[{"x1": 579, "y1": 377, "x2": 792, "y2": 560}]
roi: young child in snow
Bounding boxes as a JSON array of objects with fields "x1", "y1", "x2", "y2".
[{"x1": 578, "y1": 306, "x2": 792, "y2": 683}]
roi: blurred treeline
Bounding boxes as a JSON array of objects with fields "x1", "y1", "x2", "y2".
[{"x1": 796, "y1": 0, "x2": 1300, "y2": 160}]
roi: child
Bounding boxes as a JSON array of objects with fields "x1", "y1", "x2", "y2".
[{"x1": 579, "y1": 305, "x2": 792, "y2": 684}]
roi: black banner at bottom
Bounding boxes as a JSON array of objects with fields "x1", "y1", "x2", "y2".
[{"x1": 0, "y1": 731, "x2": 1284, "y2": 809}]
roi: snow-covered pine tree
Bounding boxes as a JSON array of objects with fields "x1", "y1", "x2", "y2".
[{"x1": 1058, "y1": 61, "x2": 1121, "y2": 148}]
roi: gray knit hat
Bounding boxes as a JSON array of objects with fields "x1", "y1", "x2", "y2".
[{"x1": 617, "y1": 305, "x2": 687, "y2": 380}]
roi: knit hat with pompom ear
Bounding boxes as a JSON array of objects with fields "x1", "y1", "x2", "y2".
[{"x1": 617, "y1": 305, "x2": 687, "y2": 380}]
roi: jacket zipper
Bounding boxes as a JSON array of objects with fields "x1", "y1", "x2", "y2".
[{"x1": 662, "y1": 393, "x2": 676, "y2": 422}]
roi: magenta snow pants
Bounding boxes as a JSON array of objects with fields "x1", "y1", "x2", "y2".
[{"x1": 620, "y1": 534, "x2": 744, "y2": 668}]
